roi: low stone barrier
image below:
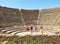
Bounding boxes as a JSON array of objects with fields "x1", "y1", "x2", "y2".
[{"x1": 0, "y1": 35, "x2": 60, "y2": 44}]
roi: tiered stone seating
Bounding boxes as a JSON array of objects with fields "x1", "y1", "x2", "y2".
[
  {"x1": 39, "y1": 8, "x2": 60, "y2": 25},
  {"x1": 39, "y1": 13, "x2": 57, "y2": 25},
  {"x1": 21, "y1": 9, "x2": 39, "y2": 25},
  {"x1": 0, "y1": 26, "x2": 24, "y2": 34},
  {"x1": 0, "y1": 6, "x2": 23, "y2": 27},
  {"x1": 54, "y1": 15, "x2": 60, "y2": 26},
  {"x1": 0, "y1": 12, "x2": 5, "y2": 24},
  {"x1": 0, "y1": 6, "x2": 60, "y2": 27}
]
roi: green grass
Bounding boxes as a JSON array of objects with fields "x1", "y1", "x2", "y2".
[
  {"x1": 8, "y1": 41, "x2": 16, "y2": 44},
  {"x1": 29, "y1": 40, "x2": 37, "y2": 44},
  {"x1": 8, "y1": 40, "x2": 40, "y2": 44}
]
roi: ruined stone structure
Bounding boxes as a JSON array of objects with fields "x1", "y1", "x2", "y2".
[
  {"x1": 0, "y1": 6, "x2": 60, "y2": 27},
  {"x1": 0, "y1": 6, "x2": 39, "y2": 27},
  {"x1": 0, "y1": 6, "x2": 60, "y2": 44}
]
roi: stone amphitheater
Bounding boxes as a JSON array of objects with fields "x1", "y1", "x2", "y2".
[
  {"x1": 1, "y1": 6, "x2": 60, "y2": 44},
  {"x1": 0, "y1": 6, "x2": 60, "y2": 36}
]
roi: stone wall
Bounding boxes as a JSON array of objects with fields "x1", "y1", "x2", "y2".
[{"x1": 0, "y1": 35, "x2": 60, "y2": 44}]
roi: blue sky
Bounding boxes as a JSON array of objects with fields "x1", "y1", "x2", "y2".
[{"x1": 0, "y1": 0, "x2": 60, "y2": 9}]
